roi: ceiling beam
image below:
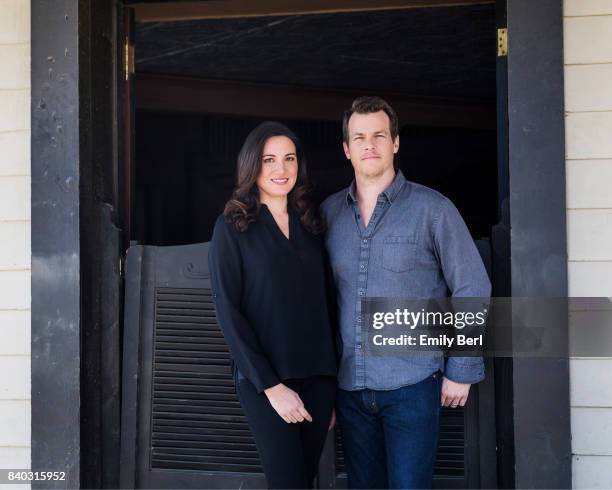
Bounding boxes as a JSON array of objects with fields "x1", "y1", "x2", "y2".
[
  {"x1": 135, "y1": 74, "x2": 495, "y2": 130},
  {"x1": 133, "y1": 0, "x2": 494, "y2": 23}
]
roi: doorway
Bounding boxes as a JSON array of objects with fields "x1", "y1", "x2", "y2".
[{"x1": 122, "y1": 2, "x2": 499, "y2": 488}]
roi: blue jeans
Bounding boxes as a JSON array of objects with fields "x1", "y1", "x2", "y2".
[{"x1": 336, "y1": 370, "x2": 442, "y2": 489}]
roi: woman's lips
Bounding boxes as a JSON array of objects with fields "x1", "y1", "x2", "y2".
[{"x1": 271, "y1": 178, "x2": 289, "y2": 184}]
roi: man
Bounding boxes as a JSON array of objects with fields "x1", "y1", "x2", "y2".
[{"x1": 321, "y1": 96, "x2": 491, "y2": 489}]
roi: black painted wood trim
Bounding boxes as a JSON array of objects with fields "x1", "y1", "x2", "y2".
[
  {"x1": 31, "y1": 1, "x2": 81, "y2": 488},
  {"x1": 507, "y1": 0, "x2": 571, "y2": 488}
]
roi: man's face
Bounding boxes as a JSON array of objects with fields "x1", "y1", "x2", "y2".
[{"x1": 343, "y1": 110, "x2": 399, "y2": 179}]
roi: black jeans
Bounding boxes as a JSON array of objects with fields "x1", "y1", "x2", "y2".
[{"x1": 235, "y1": 372, "x2": 336, "y2": 489}]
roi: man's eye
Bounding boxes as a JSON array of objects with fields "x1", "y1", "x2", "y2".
[
  {"x1": 376, "y1": 134, "x2": 386, "y2": 138},
  {"x1": 354, "y1": 136, "x2": 364, "y2": 141}
]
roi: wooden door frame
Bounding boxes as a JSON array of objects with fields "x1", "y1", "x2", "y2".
[
  {"x1": 130, "y1": 0, "x2": 494, "y2": 22},
  {"x1": 31, "y1": 0, "x2": 570, "y2": 488},
  {"x1": 134, "y1": 74, "x2": 496, "y2": 130}
]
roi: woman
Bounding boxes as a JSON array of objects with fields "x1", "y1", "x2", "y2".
[{"x1": 208, "y1": 121, "x2": 338, "y2": 489}]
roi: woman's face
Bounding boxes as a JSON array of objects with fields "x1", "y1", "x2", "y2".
[{"x1": 256, "y1": 135, "x2": 299, "y2": 201}]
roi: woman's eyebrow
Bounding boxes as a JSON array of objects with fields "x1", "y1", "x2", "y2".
[{"x1": 285, "y1": 153, "x2": 297, "y2": 157}]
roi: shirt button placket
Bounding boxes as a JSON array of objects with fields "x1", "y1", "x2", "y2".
[
  {"x1": 357, "y1": 200, "x2": 384, "y2": 389},
  {"x1": 355, "y1": 234, "x2": 370, "y2": 388}
]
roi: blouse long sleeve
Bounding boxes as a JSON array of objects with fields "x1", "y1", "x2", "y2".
[
  {"x1": 323, "y1": 249, "x2": 341, "y2": 363},
  {"x1": 208, "y1": 216, "x2": 281, "y2": 393}
]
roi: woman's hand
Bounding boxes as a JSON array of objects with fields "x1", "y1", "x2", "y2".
[{"x1": 264, "y1": 383, "x2": 313, "y2": 423}]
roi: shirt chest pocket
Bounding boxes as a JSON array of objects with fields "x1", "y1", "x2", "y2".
[{"x1": 382, "y1": 235, "x2": 417, "y2": 273}]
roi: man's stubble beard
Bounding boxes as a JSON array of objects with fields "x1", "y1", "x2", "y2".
[{"x1": 353, "y1": 160, "x2": 394, "y2": 181}]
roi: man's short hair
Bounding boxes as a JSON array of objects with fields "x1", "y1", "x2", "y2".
[{"x1": 342, "y1": 96, "x2": 399, "y2": 143}]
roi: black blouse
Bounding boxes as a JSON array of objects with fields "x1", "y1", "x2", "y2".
[{"x1": 208, "y1": 203, "x2": 338, "y2": 393}]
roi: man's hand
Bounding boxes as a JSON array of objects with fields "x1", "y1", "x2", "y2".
[
  {"x1": 441, "y1": 377, "x2": 471, "y2": 408},
  {"x1": 264, "y1": 383, "x2": 313, "y2": 423}
]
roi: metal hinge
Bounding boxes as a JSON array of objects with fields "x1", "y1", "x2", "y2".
[
  {"x1": 119, "y1": 256, "x2": 125, "y2": 279},
  {"x1": 124, "y1": 39, "x2": 135, "y2": 81},
  {"x1": 497, "y1": 28, "x2": 508, "y2": 57}
]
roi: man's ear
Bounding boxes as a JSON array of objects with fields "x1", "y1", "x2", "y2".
[
  {"x1": 393, "y1": 135, "x2": 400, "y2": 154},
  {"x1": 343, "y1": 141, "x2": 351, "y2": 160}
]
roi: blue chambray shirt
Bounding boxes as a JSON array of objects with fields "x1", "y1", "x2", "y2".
[{"x1": 321, "y1": 170, "x2": 491, "y2": 391}]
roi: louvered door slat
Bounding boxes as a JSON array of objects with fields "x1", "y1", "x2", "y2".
[{"x1": 149, "y1": 285, "x2": 264, "y2": 474}]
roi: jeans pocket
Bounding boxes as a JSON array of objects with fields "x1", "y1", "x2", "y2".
[
  {"x1": 432, "y1": 370, "x2": 443, "y2": 409},
  {"x1": 382, "y1": 235, "x2": 417, "y2": 273}
]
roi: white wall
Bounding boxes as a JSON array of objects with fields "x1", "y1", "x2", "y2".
[
  {"x1": 0, "y1": 0, "x2": 31, "y2": 482},
  {"x1": 564, "y1": 0, "x2": 612, "y2": 488}
]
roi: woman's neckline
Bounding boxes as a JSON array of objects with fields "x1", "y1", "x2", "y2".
[{"x1": 260, "y1": 202, "x2": 292, "y2": 241}]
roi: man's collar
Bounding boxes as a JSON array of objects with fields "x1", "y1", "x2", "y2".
[
  {"x1": 346, "y1": 179, "x2": 358, "y2": 204},
  {"x1": 345, "y1": 169, "x2": 407, "y2": 206}
]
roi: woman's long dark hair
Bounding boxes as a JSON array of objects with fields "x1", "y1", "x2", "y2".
[{"x1": 223, "y1": 121, "x2": 325, "y2": 234}]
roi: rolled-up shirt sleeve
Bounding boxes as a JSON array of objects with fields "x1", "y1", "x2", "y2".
[
  {"x1": 208, "y1": 217, "x2": 281, "y2": 393},
  {"x1": 433, "y1": 198, "x2": 491, "y2": 384}
]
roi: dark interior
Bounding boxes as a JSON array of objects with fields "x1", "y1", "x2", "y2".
[{"x1": 133, "y1": 4, "x2": 497, "y2": 246}]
